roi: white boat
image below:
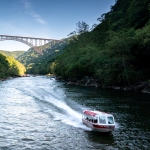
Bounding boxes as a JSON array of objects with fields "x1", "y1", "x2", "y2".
[{"x1": 82, "y1": 110, "x2": 115, "y2": 132}]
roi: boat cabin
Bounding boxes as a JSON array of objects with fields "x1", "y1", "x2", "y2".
[{"x1": 82, "y1": 110, "x2": 115, "y2": 132}]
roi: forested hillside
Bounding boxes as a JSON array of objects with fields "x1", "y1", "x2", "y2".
[
  {"x1": 17, "y1": 37, "x2": 72, "y2": 74},
  {"x1": 0, "y1": 53, "x2": 26, "y2": 79},
  {"x1": 0, "y1": 37, "x2": 70, "y2": 77},
  {"x1": 0, "y1": 50, "x2": 25, "y2": 59},
  {"x1": 53, "y1": 0, "x2": 150, "y2": 86},
  {"x1": 4, "y1": 0, "x2": 149, "y2": 87}
]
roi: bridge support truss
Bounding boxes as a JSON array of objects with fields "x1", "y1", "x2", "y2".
[{"x1": 0, "y1": 35, "x2": 60, "y2": 54}]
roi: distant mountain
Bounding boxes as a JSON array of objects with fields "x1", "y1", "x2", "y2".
[
  {"x1": 0, "y1": 36, "x2": 74, "y2": 75},
  {"x1": 17, "y1": 37, "x2": 72, "y2": 74},
  {"x1": 0, "y1": 50, "x2": 25, "y2": 59}
]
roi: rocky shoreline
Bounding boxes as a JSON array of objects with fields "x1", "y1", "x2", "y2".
[{"x1": 56, "y1": 76, "x2": 150, "y2": 94}]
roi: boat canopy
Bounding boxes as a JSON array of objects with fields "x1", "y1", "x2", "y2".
[{"x1": 83, "y1": 110, "x2": 97, "y2": 116}]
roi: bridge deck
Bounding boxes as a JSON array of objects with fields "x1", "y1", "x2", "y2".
[{"x1": 0, "y1": 35, "x2": 59, "y2": 41}]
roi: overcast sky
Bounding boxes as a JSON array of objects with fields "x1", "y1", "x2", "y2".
[{"x1": 0, "y1": 0, "x2": 115, "y2": 51}]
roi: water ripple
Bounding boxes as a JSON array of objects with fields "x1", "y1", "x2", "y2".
[{"x1": 0, "y1": 76, "x2": 150, "y2": 149}]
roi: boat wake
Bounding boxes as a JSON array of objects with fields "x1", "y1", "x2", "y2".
[
  {"x1": 17, "y1": 77, "x2": 91, "y2": 131},
  {"x1": 114, "y1": 122, "x2": 121, "y2": 129}
]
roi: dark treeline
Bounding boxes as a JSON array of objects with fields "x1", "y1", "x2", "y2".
[{"x1": 53, "y1": 0, "x2": 150, "y2": 86}]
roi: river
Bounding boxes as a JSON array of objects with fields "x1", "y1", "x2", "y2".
[{"x1": 0, "y1": 76, "x2": 150, "y2": 150}]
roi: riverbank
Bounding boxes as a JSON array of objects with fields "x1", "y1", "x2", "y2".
[
  {"x1": 0, "y1": 74, "x2": 30, "y2": 81},
  {"x1": 56, "y1": 76, "x2": 150, "y2": 94}
]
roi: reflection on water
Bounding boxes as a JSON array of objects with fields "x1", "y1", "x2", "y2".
[
  {"x1": 0, "y1": 76, "x2": 150, "y2": 149},
  {"x1": 86, "y1": 131, "x2": 114, "y2": 144}
]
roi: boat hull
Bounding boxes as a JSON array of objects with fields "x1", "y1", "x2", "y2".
[{"x1": 82, "y1": 119, "x2": 115, "y2": 132}]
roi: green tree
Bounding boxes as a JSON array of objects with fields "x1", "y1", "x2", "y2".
[
  {"x1": 7, "y1": 56, "x2": 26, "y2": 76},
  {"x1": 0, "y1": 53, "x2": 9, "y2": 79}
]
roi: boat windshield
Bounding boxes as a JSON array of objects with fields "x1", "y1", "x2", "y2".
[
  {"x1": 99, "y1": 116, "x2": 106, "y2": 124},
  {"x1": 107, "y1": 116, "x2": 114, "y2": 124}
]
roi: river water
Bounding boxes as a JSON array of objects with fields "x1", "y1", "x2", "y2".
[{"x1": 0, "y1": 76, "x2": 150, "y2": 150}]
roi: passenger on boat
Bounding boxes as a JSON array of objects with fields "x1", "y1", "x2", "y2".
[{"x1": 94, "y1": 119, "x2": 97, "y2": 123}]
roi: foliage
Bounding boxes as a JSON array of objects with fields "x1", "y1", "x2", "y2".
[
  {"x1": 0, "y1": 52, "x2": 26, "y2": 79},
  {"x1": 0, "y1": 53, "x2": 9, "y2": 79},
  {"x1": 6, "y1": 0, "x2": 149, "y2": 87},
  {"x1": 17, "y1": 37, "x2": 71, "y2": 74},
  {"x1": 0, "y1": 50, "x2": 25, "y2": 59},
  {"x1": 6, "y1": 56, "x2": 26, "y2": 76},
  {"x1": 53, "y1": 0, "x2": 150, "y2": 86},
  {"x1": 68, "y1": 21, "x2": 90, "y2": 36}
]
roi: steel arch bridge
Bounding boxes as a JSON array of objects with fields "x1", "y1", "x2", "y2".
[{"x1": 0, "y1": 35, "x2": 60, "y2": 54}]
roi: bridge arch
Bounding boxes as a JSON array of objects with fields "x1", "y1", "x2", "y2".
[{"x1": 0, "y1": 35, "x2": 60, "y2": 54}]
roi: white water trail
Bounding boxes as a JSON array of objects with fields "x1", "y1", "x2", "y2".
[
  {"x1": 17, "y1": 78, "x2": 91, "y2": 131},
  {"x1": 44, "y1": 96, "x2": 91, "y2": 131}
]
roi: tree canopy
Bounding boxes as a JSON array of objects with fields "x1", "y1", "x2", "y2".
[
  {"x1": 0, "y1": 52, "x2": 26, "y2": 79},
  {"x1": 53, "y1": 0, "x2": 150, "y2": 86}
]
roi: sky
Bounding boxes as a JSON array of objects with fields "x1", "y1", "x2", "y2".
[{"x1": 0, "y1": 0, "x2": 116, "y2": 51}]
